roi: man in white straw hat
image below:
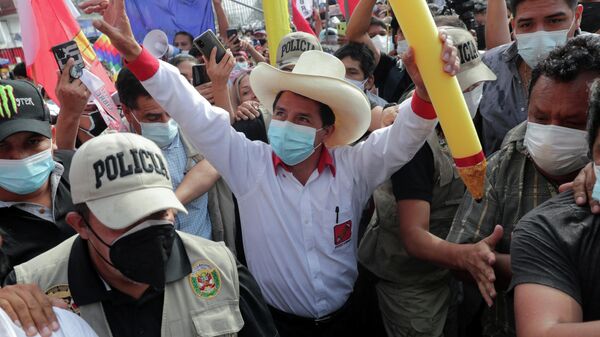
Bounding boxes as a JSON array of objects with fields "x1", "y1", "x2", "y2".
[{"x1": 74, "y1": 1, "x2": 460, "y2": 336}]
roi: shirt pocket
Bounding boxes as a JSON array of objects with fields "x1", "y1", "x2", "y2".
[{"x1": 192, "y1": 301, "x2": 244, "y2": 337}]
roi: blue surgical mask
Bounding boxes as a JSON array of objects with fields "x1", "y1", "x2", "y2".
[
  {"x1": 133, "y1": 114, "x2": 179, "y2": 148},
  {"x1": 516, "y1": 19, "x2": 574, "y2": 68},
  {"x1": 268, "y1": 120, "x2": 322, "y2": 166},
  {"x1": 0, "y1": 149, "x2": 55, "y2": 195},
  {"x1": 345, "y1": 77, "x2": 368, "y2": 91},
  {"x1": 235, "y1": 62, "x2": 249, "y2": 71}
]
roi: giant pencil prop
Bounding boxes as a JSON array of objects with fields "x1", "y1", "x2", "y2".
[
  {"x1": 389, "y1": 0, "x2": 486, "y2": 200},
  {"x1": 263, "y1": 0, "x2": 291, "y2": 67}
]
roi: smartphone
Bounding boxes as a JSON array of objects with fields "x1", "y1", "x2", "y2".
[
  {"x1": 192, "y1": 64, "x2": 210, "y2": 86},
  {"x1": 226, "y1": 28, "x2": 241, "y2": 52},
  {"x1": 193, "y1": 30, "x2": 227, "y2": 63},
  {"x1": 226, "y1": 29, "x2": 238, "y2": 40},
  {"x1": 51, "y1": 41, "x2": 84, "y2": 79}
]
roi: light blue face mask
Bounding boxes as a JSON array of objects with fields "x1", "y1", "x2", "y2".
[
  {"x1": 593, "y1": 163, "x2": 600, "y2": 201},
  {"x1": 133, "y1": 114, "x2": 179, "y2": 148},
  {"x1": 516, "y1": 19, "x2": 574, "y2": 68},
  {"x1": 0, "y1": 149, "x2": 56, "y2": 195},
  {"x1": 268, "y1": 120, "x2": 322, "y2": 166}
]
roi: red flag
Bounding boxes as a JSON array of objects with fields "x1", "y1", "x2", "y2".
[
  {"x1": 16, "y1": 0, "x2": 116, "y2": 104},
  {"x1": 292, "y1": 1, "x2": 316, "y2": 36},
  {"x1": 338, "y1": 0, "x2": 361, "y2": 19}
]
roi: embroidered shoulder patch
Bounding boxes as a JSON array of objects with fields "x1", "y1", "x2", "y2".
[
  {"x1": 45, "y1": 284, "x2": 80, "y2": 315},
  {"x1": 189, "y1": 260, "x2": 221, "y2": 299}
]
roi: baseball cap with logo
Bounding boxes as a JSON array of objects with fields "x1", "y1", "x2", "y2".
[
  {"x1": 441, "y1": 26, "x2": 497, "y2": 91},
  {"x1": 0, "y1": 80, "x2": 50, "y2": 141},
  {"x1": 70, "y1": 133, "x2": 187, "y2": 230},
  {"x1": 276, "y1": 32, "x2": 323, "y2": 70}
]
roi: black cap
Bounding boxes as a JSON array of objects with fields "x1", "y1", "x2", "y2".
[{"x1": 0, "y1": 80, "x2": 50, "y2": 141}]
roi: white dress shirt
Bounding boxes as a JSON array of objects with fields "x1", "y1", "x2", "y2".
[{"x1": 128, "y1": 50, "x2": 437, "y2": 318}]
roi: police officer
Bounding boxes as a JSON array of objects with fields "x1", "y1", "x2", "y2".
[{"x1": 1, "y1": 133, "x2": 277, "y2": 337}]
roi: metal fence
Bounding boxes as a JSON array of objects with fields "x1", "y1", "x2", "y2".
[{"x1": 222, "y1": 0, "x2": 265, "y2": 31}]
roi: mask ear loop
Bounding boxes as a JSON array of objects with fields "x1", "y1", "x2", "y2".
[{"x1": 82, "y1": 217, "x2": 118, "y2": 269}]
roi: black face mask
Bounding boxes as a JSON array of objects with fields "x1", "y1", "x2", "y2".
[
  {"x1": 86, "y1": 220, "x2": 176, "y2": 290},
  {"x1": 581, "y1": 3, "x2": 600, "y2": 34},
  {"x1": 258, "y1": 39, "x2": 267, "y2": 46}
]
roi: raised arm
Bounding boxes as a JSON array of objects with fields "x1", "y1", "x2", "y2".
[
  {"x1": 212, "y1": 0, "x2": 229, "y2": 38},
  {"x1": 485, "y1": 0, "x2": 512, "y2": 49},
  {"x1": 54, "y1": 59, "x2": 91, "y2": 150},
  {"x1": 80, "y1": 0, "x2": 269, "y2": 196},
  {"x1": 338, "y1": 32, "x2": 459, "y2": 198},
  {"x1": 345, "y1": 0, "x2": 381, "y2": 64}
]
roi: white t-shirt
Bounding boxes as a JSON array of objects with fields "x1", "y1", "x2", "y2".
[{"x1": 0, "y1": 307, "x2": 98, "y2": 337}]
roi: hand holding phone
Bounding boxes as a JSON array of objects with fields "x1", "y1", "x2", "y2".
[
  {"x1": 193, "y1": 30, "x2": 227, "y2": 63},
  {"x1": 52, "y1": 41, "x2": 85, "y2": 79}
]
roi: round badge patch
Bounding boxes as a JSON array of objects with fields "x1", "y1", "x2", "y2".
[
  {"x1": 189, "y1": 261, "x2": 221, "y2": 299},
  {"x1": 45, "y1": 284, "x2": 80, "y2": 315}
]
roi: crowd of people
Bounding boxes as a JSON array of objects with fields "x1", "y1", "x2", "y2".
[{"x1": 0, "y1": 0, "x2": 599, "y2": 336}]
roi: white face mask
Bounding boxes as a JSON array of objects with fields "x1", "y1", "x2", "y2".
[
  {"x1": 345, "y1": 77, "x2": 368, "y2": 91},
  {"x1": 516, "y1": 18, "x2": 574, "y2": 68},
  {"x1": 371, "y1": 34, "x2": 392, "y2": 54},
  {"x1": 463, "y1": 85, "x2": 483, "y2": 119},
  {"x1": 396, "y1": 39, "x2": 409, "y2": 55},
  {"x1": 524, "y1": 122, "x2": 589, "y2": 176}
]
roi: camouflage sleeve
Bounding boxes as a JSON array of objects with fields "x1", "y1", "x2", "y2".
[{"x1": 447, "y1": 157, "x2": 500, "y2": 244}]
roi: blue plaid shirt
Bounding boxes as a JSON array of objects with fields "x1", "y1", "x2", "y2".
[{"x1": 161, "y1": 133, "x2": 212, "y2": 239}]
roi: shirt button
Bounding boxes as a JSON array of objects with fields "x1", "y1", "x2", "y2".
[{"x1": 38, "y1": 208, "x2": 45, "y2": 214}]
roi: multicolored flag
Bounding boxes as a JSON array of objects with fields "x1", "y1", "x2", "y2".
[{"x1": 93, "y1": 35, "x2": 123, "y2": 82}]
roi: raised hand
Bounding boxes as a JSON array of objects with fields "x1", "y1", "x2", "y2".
[
  {"x1": 403, "y1": 30, "x2": 459, "y2": 102},
  {"x1": 204, "y1": 47, "x2": 235, "y2": 88},
  {"x1": 79, "y1": 0, "x2": 141, "y2": 61},
  {"x1": 55, "y1": 59, "x2": 90, "y2": 116}
]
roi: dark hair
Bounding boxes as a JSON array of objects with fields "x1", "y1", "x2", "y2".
[
  {"x1": 116, "y1": 67, "x2": 151, "y2": 110},
  {"x1": 369, "y1": 17, "x2": 387, "y2": 30},
  {"x1": 74, "y1": 203, "x2": 91, "y2": 222},
  {"x1": 530, "y1": 35, "x2": 600, "y2": 97},
  {"x1": 174, "y1": 31, "x2": 194, "y2": 44},
  {"x1": 169, "y1": 54, "x2": 198, "y2": 67},
  {"x1": 272, "y1": 91, "x2": 336, "y2": 127},
  {"x1": 587, "y1": 79, "x2": 600, "y2": 156},
  {"x1": 12, "y1": 62, "x2": 27, "y2": 79},
  {"x1": 434, "y1": 15, "x2": 468, "y2": 29},
  {"x1": 334, "y1": 42, "x2": 376, "y2": 78},
  {"x1": 510, "y1": 0, "x2": 578, "y2": 14}
]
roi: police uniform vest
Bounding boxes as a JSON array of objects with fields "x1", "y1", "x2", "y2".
[
  {"x1": 358, "y1": 130, "x2": 465, "y2": 285},
  {"x1": 15, "y1": 231, "x2": 243, "y2": 337}
]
